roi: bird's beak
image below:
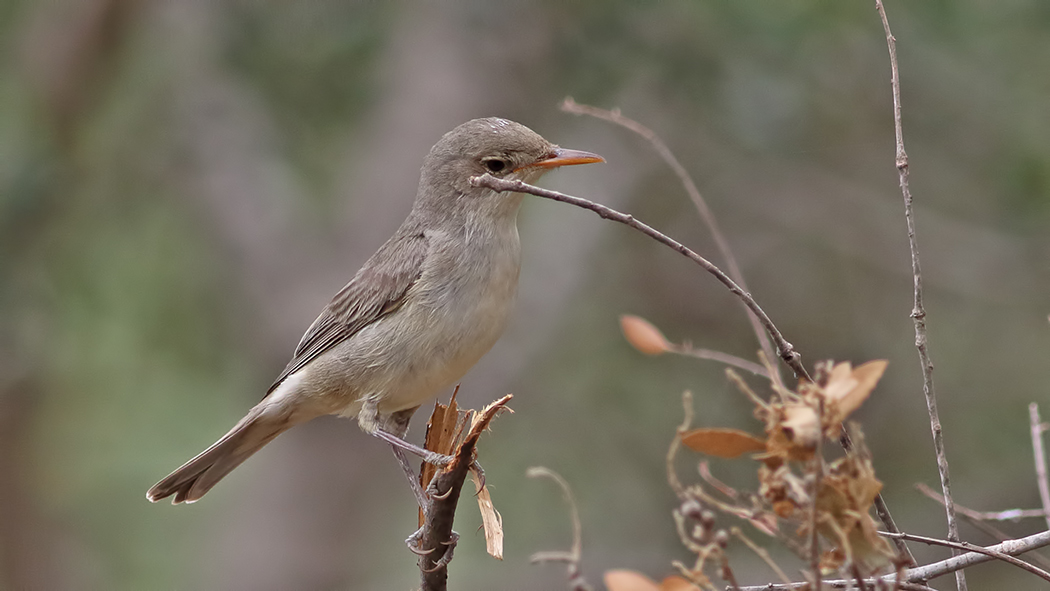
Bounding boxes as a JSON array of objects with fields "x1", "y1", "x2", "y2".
[{"x1": 517, "y1": 147, "x2": 605, "y2": 171}]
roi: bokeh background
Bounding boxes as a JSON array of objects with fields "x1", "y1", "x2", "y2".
[{"x1": 2, "y1": 1, "x2": 1049, "y2": 589}]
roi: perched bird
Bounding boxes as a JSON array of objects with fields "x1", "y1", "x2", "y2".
[{"x1": 147, "y1": 118, "x2": 603, "y2": 504}]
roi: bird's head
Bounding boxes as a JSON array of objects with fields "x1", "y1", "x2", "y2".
[{"x1": 417, "y1": 117, "x2": 603, "y2": 216}]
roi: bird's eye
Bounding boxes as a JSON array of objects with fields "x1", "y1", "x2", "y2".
[{"x1": 483, "y1": 158, "x2": 507, "y2": 173}]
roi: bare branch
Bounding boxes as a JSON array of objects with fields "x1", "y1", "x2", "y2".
[
  {"x1": 528, "y1": 467, "x2": 593, "y2": 591},
  {"x1": 736, "y1": 581, "x2": 937, "y2": 591},
  {"x1": 416, "y1": 395, "x2": 513, "y2": 591},
  {"x1": 1030, "y1": 403, "x2": 1050, "y2": 531},
  {"x1": 736, "y1": 509, "x2": 1050, "y2": 588},
  {"x1": 879, "y1": 531, "x2": 1050, "y2": 583},
  {"x1": 561, "y1": 98, "x2": 782, "y2": 388},
  {"x1": 470, "y1": 174, "x2": 810, "y2": 382},
  {"x1": 915, "y1": 482, "x2": 1050, "y2": 571},
  {"x1": 903, "y1": 529, "x2": 1050, "y2": 583},
  {"x1": 874, "y1": 2, "x2": 963, "y2": 588}
]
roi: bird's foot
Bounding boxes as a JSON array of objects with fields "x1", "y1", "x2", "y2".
[{"x1": 406, "y1": 528, "x2": 459, "y2": 571}]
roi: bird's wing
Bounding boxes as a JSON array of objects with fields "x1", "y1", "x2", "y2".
[{"x1": 266, "y1": 229, "x2": 429, "y2": 394}]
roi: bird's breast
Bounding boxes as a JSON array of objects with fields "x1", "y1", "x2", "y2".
[{"x1": 342, "y1": 219, "x2": 521, "y2": 414}]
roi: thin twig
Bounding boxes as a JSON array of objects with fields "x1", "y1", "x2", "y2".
[
  {"x1": 668, "y1": 391, "x2": 694, "y2": 499},
  {"x1": 1030, "y1": 403, "x2": 1050, "y2": 531},
  {"x1": 561, "y1": 98, "x2": 783, "y2": 389},
  {"x1": 874, "y1": 3, "x2": 963, "y2": 589},
  {"x1": 731, "y1": 527, "x2": 792, "y2": 585},
  {"x1": 916, "y1": 482, "x2": 1049, "y2": 522},
  {"x1": 673, "y1": 344, "x2": 770, "y2": 378},
  {"x1": 471, "y1": 174, "x2": 810, "y2": 382},
  {"x1": 809, "y1": 399, "x2": 825, "y2": 591},
  {"x1": 735, "y1": 581, "x2": 936, "y2": 591},
  {"x1": 699, "y1": 461, "x2": 739, "y2": 501},
  {"x1": 879, "y1": 531, "x2": 1050, "y2": 583},
  {"x1": 528, "y1": 467, "x2": 594, "y2": 591}
]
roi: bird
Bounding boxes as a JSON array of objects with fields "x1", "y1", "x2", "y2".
[{"x1": 147, "y1": 117, "x2": 603, "y2": 504}]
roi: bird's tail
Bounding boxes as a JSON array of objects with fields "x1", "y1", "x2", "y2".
[{"x1": 146, "y1": 409, "x2": 289, "y2": 504}]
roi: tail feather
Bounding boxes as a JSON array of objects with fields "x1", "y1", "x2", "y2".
[{"x1": 147, "y1": 411, "x2": 287, "y2": 504}]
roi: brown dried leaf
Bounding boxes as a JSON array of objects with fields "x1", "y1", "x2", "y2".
[
  {"x1": 620, "y1": 315, "x2": 672, "y2": 356},
  {"x1": 822, "y1": 362, "x2": 856, "y2": 401},
  {"x1": 604, "y1": 569, "x2": 662, "y2": 591},
  {"x1": 681, "y1": 428, "x2": 766, "y2": 458},
  {"x1": 839, "y1": 360, "x2": 886, "y2": 416},
  {"x1": 781, "y1": 403, "x2": 820, "y2": 450},
  {"x1": 822, "y1": 360, "x2": 887, "y2": 426},
  {"x1": 816, "y1": 451, "x2": 895, "y2": 572},
  {"x1": 471, "y1": 469, "x2": 503, "y2": 560}
]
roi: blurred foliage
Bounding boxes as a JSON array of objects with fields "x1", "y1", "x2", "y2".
[{"x1": 2, "y1": 0, "x2": 1049, "y2": 589}]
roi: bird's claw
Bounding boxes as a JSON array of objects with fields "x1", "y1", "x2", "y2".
[
  {"x1": 421, "y1": 531, "x2": 459, "y2": 572},
  {"x1": 407, "y1": 528, "x2": 459, "y2": 571}
]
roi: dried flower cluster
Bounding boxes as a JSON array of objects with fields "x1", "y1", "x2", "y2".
[{"x1": 609, "y1": 315, "x2": 900, "y2": 589}]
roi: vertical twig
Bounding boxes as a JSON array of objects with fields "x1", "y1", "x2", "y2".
[
  {"x1": 874, "y1": 2, "x2": 964, "y2": 589},
  {"x1": 416, "y1": 395, "x2": 512, "y2": 591},
  {"x1": 1030, "y1": 403, "x2": 1050, "y2": 531},
  {"x1": 560, "y1": 98, "x2": 784, "y2": 388},
  {"x1": 668, "y1": 391, "x2": 694, "y2": 499},
  {"x1": 809, "y1": 400, "x2": 825, "y2": 590}
]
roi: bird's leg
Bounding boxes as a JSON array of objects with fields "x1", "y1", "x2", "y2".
[
  {"x1": 360, "y1": 403, "x2": 429, "y2": 508},
  {"x1": 391, "y1": 446, "x2": 428, "y2": 511},
  {"x1": 359, "y1": 398, "x2": 457, "y2": 467},
  {"x1": 375, "y1": 430, "x2": 455, "y2": 466},
  {"x1": 374, "y1": 426, "x2": 486, "y2": 490}
]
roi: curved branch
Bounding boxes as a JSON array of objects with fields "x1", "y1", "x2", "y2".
[
  {"x1": 561, "y1": 98, "x2": 782, "y2": 388},
  {"x1": 471, "y1": 174, "x2": 810, "y2": 382}
]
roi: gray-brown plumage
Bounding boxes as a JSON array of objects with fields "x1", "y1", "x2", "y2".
[{"x1": 147, "y1": 118, "x2": 602, "y2": 504}]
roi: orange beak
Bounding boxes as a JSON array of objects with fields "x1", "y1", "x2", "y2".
[{"x1": 517, "y1": 147, "x2": 605, "y2": 171}]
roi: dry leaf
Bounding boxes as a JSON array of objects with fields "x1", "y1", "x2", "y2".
[
  {"x1": 837, "y1": 360, "x2": 886, "y2": 417},
  {"x1": 821, "y1": 362, "x2": 856, "y2": 400},
  {"x1": 822, "y1": 360, "x2": 887, "y2": 427},
  {"x1": 814, "y1": 451, "x2": 895, "y2": 572},
  {"x1": 681, "y1": 428, "x2": 766, "y2": 458},
  {"x1": 781, "y1": 403, "x2": 820, "y2": 449},
  {"x1": 620, "y1": 315, "x2": 672, "y2": 355},
  {"x1": 604, "y1": 569, "x2": 662, "y2": 591},
  {"x1": 471, "y1": 469, "x2": 503, "y2": 560}
]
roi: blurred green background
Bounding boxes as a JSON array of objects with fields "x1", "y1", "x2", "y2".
[{"x1": 2, "y1": 0, "x2": 1048, "y2": 589}]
